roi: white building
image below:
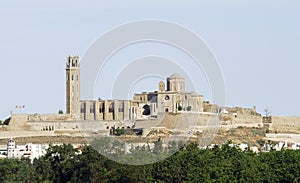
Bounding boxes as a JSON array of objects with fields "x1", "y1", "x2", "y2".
[
  {"x1": 274, "y1": 142, "x2": 287, "y2": 151},
  {"x1": 6, "y1": 138, "x2": 49, "y2": 162},
  {"x1": 292, "y1": 143, "x2": 300, "y2": 150}
]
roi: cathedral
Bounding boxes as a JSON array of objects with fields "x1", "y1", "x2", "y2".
[{"x1": 66, "y1": 56, "x2": 204, "y2": 122}]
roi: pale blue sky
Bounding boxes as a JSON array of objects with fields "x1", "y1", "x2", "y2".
[{"x1": 0, "y1": 0, "x2": 300, "y2": 119}]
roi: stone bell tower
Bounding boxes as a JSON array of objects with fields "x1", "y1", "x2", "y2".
[{"x1": 66, "y1": 56, "x2": 80, "y2": 117}]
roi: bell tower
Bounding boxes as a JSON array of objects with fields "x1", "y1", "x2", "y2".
[
  {"x1": 66, "y1": 56, "x2": 80, "y2": 117},
  {"x1": 158, "y1": 81, "x2": 165, "y2": 92}
]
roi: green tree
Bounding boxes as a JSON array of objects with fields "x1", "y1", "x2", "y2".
[
  {"x1": 3, "y1": 117, "x2": 11, "y2": 125},
  {"x1": 178, "y1": 105, "x2": 183, "y2": 111}
]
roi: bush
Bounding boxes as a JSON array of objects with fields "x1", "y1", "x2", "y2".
[
  {"x1": 3, "y1": 117, "x2": 11, "y2": 125},
  {"x1": 178, "y1": 106, "x2": 183, "y2": 111},
  {"x1": 187, "y1": 106, "x2": 192, "y2": 111}
]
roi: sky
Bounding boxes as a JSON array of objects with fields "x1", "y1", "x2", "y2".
[{"x1": 0, "y1": 0, "x2": 300, "y2": 119}]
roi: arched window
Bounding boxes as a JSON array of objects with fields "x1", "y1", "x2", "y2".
[
  {"x1": 109, "y1": 104, "x2": 114, "y2": 113},
  {"x1": 142, "y1": 104, "x2": 150, "y2": 115},
  {"x1": 90, "y1": 104, "x2": 95, "y2": 113},
  {"x1": 99, "y1": 103, "x2": 104, "y2": 113},
  {"x1": 80, "y1": 103, "x2": 86, "y2": 113}
]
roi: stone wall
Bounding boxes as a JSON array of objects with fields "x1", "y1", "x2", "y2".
[
  {"x1": 269, "y1": 116, "x2": 300, "y2": 133},
  {"x1": 224, "y1": 106, "x2": 259, "y2": 116},
  {"x1": 27, "y1": 114, "x2": 74, "y2": 122}
]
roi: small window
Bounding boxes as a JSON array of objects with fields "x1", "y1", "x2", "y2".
[
  {"x1": 80, "y1": 103, "x2": 86, "y2": 113},
  {"x1": 99, "y1": 103, "x2": 104, "y2": 113},
  {"x1": 72, "y1": 75, "x2": 74, "y2": 81},
  {"x1": 165, "y1": 95, "x2": 170, "y2": 100},
  {"x1": 109, "y1": 104, "x2": 114, "y2": 113},
  {"x1": 90, "y1": 104, "x2": 95, "y2": 113}
]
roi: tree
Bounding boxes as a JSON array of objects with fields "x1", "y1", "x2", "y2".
[
  {"x1": 257, "y1": 139, "x2": 265, "y2": 147},
  {"x1": 58, "y1": 109, "x2": 64, "y2": 114},
  {"x1": 178, "y1": 105, "x2": 183, "y2": 111},
  {"x1": 264, "y1": 108, "x2": 271, "y2": 117},
  {"x1": 3, "y1": 117, "x2": 11, "y2": 125},
  {"x1": 1, "y1": 142, "x2": 300, "y2": 182}
]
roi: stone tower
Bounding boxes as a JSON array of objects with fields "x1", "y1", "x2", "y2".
[
  {"x1": 167, "y1": 73, "x2": 185, "y2": 92},
  {"x1": 66, "y1": 56, "x2": 80, "y2": 117},
  {"x1": 158, "y1": 81, "x2": 165, "y2": 92}
]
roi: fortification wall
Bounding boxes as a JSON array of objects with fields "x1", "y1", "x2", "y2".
[
  {"x1": 27, "y1": 114, "x2": 74, "y2": 122},
  {"x1": 153, "y1": 112, "x2": 263, "y2": 130},
  {"x1": 10, "y1": 113, "x2": 79, "y2": 123},
  {"x1": 269, "y1": 116, "x2": 300, "y2": 133},
  {"x1": 221, "y1": 114, "x2": 262, "y2": 125},
  {"x1": 224, "y1": 107, "x2": 259, "y2": 116},
  {"x1": 25, "y1": 120, "x2": 130, "y2": 132},
  {"x1": 9, "y1": 113, "x2": 77, "y2": 131}
]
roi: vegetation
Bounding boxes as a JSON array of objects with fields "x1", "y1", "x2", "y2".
[
  {"x1": 186, "y1": 106, "x2": 192, "y2": 111},
  {"x1": 178, "y1": 105, "x2": 182, "y2": 111},
  {"x1": 3, "y1": 117, "x2": 11, "y2": 125},
  {"x1": 0, "y1": 142, "x2": 300, "y2": 182}
]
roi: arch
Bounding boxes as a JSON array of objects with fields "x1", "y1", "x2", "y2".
[{"x1": 142, "y1": 104, "x2": 151, "y2": 115}]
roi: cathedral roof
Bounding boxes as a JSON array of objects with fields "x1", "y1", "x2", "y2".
[{"x1": 168, "y1": 73, "x2": 184, "y2": 79}]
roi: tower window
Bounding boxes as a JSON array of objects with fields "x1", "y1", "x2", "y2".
[
  {"x1": 67, "y1": 74, "x2": 70, "y2": 81},
  {"x1": 118, "y1": 103, "x2": 124, "y2": 112},
  {"x1": 109, "y1": 104, "x2": 114, "y2": 113},
  {"x1": 99, "y1": 103, "x2": 104, "y2": 113},
  {"x1": 81, "y1": 103, "x2": 85, "y2": 113},
  {"x1": 90, "y1": 104, "x2": 95, "y2": 113},
  {"x1": 72, "y1": 75, "x2": 74, "y2": 81},
  {"x1": 76, "y1": 75, "x2": 79, "y2": 81}
]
